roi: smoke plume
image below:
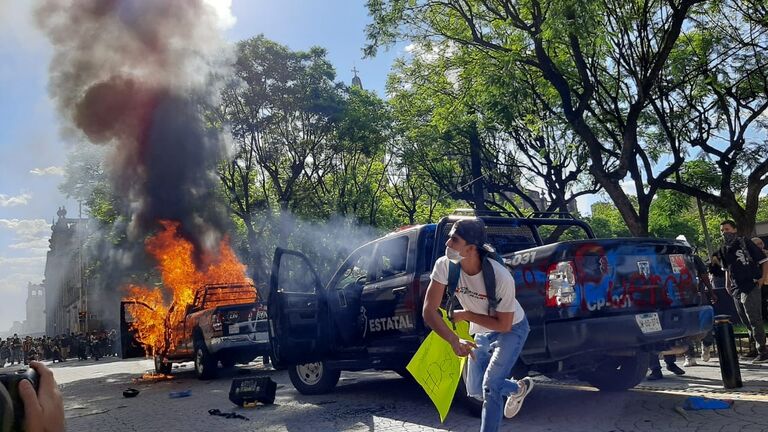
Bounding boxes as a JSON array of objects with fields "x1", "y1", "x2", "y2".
[{"x1": 35, "y1": 0, "x2": 234, "y2": 254}]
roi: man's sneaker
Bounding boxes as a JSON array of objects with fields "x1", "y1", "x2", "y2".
[
  {"x1": 740, "y1": 350, "x2": 759, "y2": 361},
  {"x1": 682, "y1": 357, "x2": 697, "y2": 367},
  {"x1": 666, "y1": 363, "x2": 686, "y2": 375},
  {"x1": 504, "y1": 377, "x2": 534, "y2": 419},
  {"x1": 753, "y1": 352, "x2": 768, "y2": 364},
  {"x1": 647, "y1": 368, "x2": 663, "y2": 380},
  {"x1": 702, "y1": 345, "x2": 711, "y2": 362}
]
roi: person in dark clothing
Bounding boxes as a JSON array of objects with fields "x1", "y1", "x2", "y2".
[
  {"x1": 647, "y1": 354, "x2": 685, "y2": 380},
  {"x1": 719, "y1": 220, "x2": 768, "y2": 363},
  {"x1": 751, "y1": 237, "x2": 768, "y2": 322},
  {"x1": 683, "y1": 254, "x2": 718, "y2": 365}
]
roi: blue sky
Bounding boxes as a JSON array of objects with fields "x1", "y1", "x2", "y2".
[{"x1": 0, "y1": 0, "x2": 405, "y2": 332}]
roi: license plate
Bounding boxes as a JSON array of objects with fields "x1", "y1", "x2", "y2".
[
  {"x1": 249, "y1": 332, "x2": 268, "y2": 342},
  {"x1": 229, "y1": 324, "x2": 240, "y2": 334},
  {"x1": 635, "y1": 312, "x2": 662, "y2": 334}
]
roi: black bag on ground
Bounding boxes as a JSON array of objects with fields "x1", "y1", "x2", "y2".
[{"x1": 229, "y1": 376, "x2": 277, "y2": 406}]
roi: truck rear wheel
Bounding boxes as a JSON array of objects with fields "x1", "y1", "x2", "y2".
[
  {"x1": 288, "y1": 361, "x2": 340, "y2": 395},
  {"x1": 583, "y1": 352, "x2": 650, "y2": 391},
  {"x1": 194, "y1": 342, "x2": 217, "y2": 380}
]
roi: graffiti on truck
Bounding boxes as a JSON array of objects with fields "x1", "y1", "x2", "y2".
[{"x1": 507, "y1": 241, "x2": 698, "y2": 313}]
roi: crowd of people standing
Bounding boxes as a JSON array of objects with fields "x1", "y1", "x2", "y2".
[
  {"x1": 648, "y1": 220, "x2": 768, "y2": 380},
  {"x1": 0, "y1": 330, "x2": 118, "y2": 367}
]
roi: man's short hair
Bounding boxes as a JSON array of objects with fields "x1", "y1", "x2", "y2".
[{"x1": 720, "y1": 220, "x2": 737, "y2": 229}]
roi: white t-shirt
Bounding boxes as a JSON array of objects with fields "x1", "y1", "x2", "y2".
[{"x1": 430, "y1": 255, "x2": 525, "y2": 334}]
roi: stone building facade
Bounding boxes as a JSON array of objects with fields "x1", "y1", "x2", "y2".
[
  {"x1": 23, "y1": 282, "x2": 45, "y2": 335},
  {"x1": 43, "y1": 207, "x2": 97, "y2": 336}
]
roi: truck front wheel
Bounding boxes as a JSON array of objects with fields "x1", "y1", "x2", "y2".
[
  {"x1": 288, "y1": 361, "x2": 340, "y2": 395},
  {"x1": 583, "y1": 352, "x2": 650, "y2": 391}
]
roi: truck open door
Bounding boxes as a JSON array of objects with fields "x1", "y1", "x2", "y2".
[
  {"x1": 268, "y1": 247, "x2": 332, "y2": 368},
  {"x1": 120, "y1": 300, "x2": 151, "y2": 359}
]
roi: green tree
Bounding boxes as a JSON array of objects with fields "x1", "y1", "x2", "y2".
[
  {"x1": 367, "y1": 0, "x2": 707, "y2": 235},
  {"x1": 650, "y1": 1, "x2": 768, "y2": 235},
  {"x1": 387, "y1": 41, "x2": 595, "y2": 216},
  {"x1": 59, "y1": 144, "x2": 119, "y2": 225}
]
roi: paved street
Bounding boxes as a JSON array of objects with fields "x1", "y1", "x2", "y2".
[{"x1": 5, "y1": 356, "x2": 768, "y2": 432}]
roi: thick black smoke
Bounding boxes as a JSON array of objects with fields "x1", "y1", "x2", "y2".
[{"x1": 35, "y1": 0, "x2": 232, "y2": 254}]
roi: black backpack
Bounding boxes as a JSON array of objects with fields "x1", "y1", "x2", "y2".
[{"x1": 445, "y1": 251, "x2": 505, "y2": 319}]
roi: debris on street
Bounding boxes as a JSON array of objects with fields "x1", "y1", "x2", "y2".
[
  {"x1": 208, "y1": 409, "x2": 249, "y2": 421},
  {"x1": 122, "y1": 388, "x2": 139, "y2": 398},
  {"x1": 168, "y1": 390, "x2": 192, "y2": 399},
  {"x1": 682, "y1": 396, "x2": 733, "y2": 410}
]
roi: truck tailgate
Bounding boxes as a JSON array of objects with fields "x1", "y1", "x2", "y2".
[
  {"x1": 569, "y1": 238, "x2": 699, "y2": 315},
  {"x1": 509, "y1": 238, "x2": 702, "y2": 321},
  {"x1": 217, "y1": 303, "x2": 268, "y2": 337}
]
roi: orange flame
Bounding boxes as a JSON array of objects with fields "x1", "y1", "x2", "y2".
[{"x1": 123, "y1": 220, "x2": 251, "y2": 355}]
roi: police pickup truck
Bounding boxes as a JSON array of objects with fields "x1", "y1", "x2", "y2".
[{"x1": 268, "y1": 211, "x2": 712, "y2": 413}]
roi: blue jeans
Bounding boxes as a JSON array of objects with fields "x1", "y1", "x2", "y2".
[{"x1": 465, "y1": 317, "x2": 530, "y2": 432}]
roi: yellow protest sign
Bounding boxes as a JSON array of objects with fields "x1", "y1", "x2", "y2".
[{"x1": 406, "y1": 309, "x2": 473, "y2": 422}]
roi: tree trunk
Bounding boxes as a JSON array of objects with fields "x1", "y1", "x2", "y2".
[
  {"x1": 595, "y1": 172, "x2": 648, "y2": 236},
  {"x1": 243, "y1": 216, "x2": 267, "y2": 287},
  {"x1": 468, "y1": 122, "x2": 486, "y2": 212}
]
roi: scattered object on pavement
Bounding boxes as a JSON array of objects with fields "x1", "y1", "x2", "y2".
[
  {"x1": 229, "y1": 376, "x2": 277, "y2": 406},
  {"x1": 169, "y1": 390, "x2": 192, "y2": 399},
  {"x1": 122, "y1": 388, "x2": 140, "y2": 398},
  {"x1": 683, "y1": 396, "x2": 733, "y2": 410},
  {"x1": 673, "y1": 406, "x2": 689, "y2": 420},
  {"x1": 208, "y1": 409, "x2": 249, "y2": 421},
  {"x1": 136, "y1": 373, "x2": 173, "y2": 382}
]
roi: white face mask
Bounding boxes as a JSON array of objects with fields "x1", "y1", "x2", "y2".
[{"x1": 446, "y1": 246, "x2": 464, "y2": 264}]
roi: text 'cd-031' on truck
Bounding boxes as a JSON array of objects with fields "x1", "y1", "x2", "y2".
[{"x1": 267, "y1": 211, "x2": 713, "y2": 415}]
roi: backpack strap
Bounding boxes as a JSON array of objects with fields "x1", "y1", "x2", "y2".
[
  {"x1": 482, "y1": 257, "x2": 498, "y2": 317},
  {"x1": 446, "y1": 255, "x2": 501, "y2": 319},
  {"x1": 445, "y1": 261, "x2": 461, "y2": 321}
]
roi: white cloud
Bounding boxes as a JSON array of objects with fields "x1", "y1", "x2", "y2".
[
  {"x1": 0, "y1": 256, "x2": 46, "y2": 267},
  {"x1": 8, "y1": 238, "x2": 50, "y2": 253},
  {"x1": 29, "y1": 166, "x2": 65, "y2": 176},
  {"x1": 0, "y1": 193, "x2": 31, "y2": 207},
  {"x1": 0, "y1": 219, "x2": 50, "y2": 245}
]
